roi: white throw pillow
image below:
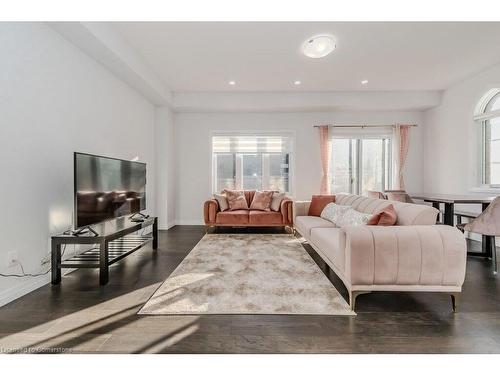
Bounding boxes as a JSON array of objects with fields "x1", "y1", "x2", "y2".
[
  {"x1": 213, "y1": 193, "x2": 229, "y2": 211},
  {"x1": 320, "y1": 203, "x2": 351, "y2": 224},
  {"x1": 270, "y1": 192, "x2": 286, "y2": 211},
  {"x1": 335, "y1": 208, "x2": 372, "y2": 228}
]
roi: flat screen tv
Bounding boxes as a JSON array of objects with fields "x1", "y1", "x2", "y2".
[{"x1": 74, "y1": 152, "x2": 146, "y2": 229}]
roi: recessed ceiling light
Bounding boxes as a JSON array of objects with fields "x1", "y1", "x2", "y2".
[
  {"x1": 361, "y1": 80, "x2": 368, "y2": 85},
  {"x1": 294, "y1": 80, "x2": 301, "y2": 85},
  {"x1": 302, "y1": 35, "x2": 336, "y2": 58},
  {"x1": 228, "y1": 80, "x2": 236, "y2": 85}
]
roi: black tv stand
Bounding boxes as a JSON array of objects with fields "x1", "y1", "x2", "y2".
[{"x1": 51, "y1": 216, "x2": 158, "y2": 285}]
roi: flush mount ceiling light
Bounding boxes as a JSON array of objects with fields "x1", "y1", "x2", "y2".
[
  {"x1": 294, "y1": 80, "x2": 301, "y2": 85},
  {"x1": 361, "y1": 80, "x2": 368, "y2": 85},
  {"x1": 302, "y1": 35, "x2": 336, "y2": 58},
  {"x1": 228, "y1": 80, "x2": 236, "y2": 85}
]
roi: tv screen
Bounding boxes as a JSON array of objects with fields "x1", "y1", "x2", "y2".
[{"x1": 74, "y1": 152, "x2": 146, "y2": 228}]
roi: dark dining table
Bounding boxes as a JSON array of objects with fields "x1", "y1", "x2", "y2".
[{"x1": 410, "y1": 193, "x2": 497, "y2": 257}]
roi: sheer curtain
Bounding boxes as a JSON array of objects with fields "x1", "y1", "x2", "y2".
[
  {"x1": 392, "y1": 124, "x2": 411, "y2": 189},
  {"x1": 318, "y1": 125, "x2": 330, "y2": 194}
]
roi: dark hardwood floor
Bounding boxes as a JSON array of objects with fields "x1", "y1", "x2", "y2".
[{"x1": 1, "y1": 225, "x2": 500, "y2": 353}]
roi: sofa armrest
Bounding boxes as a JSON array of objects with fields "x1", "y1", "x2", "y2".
[
  {"x1": 204, "y1": 199, "x2": 219, "y2": 225},
  {"x1": 280, "y1": 198, "x2": 293, "y2": 225},
  {"x1": 343, "y1": 225, "x2": 466, "y2": 288},
  {"x1": 292, "y1": 201, "x2": 311, "y2": 223}
]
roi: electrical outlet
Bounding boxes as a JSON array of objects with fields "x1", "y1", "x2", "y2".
[{"x1": 7, "y1": 251, "x2": 19, "y2": 267}]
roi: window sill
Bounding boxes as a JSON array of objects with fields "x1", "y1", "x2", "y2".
[{"x1": 469, "y1": 187, "x2": 500, "y2": 194}]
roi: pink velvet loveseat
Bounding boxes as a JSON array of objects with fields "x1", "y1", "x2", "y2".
[
  {"x1": 293, "y1": 193, "x2": 467, "y2": 311},
  {"x1": 204, "y1": 190, "x2": 293, "y2": 231}
]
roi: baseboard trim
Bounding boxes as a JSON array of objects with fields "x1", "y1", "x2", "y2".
[
  {"x1": 174, "y1": 220, "x2": 204, "y2": 226},
  {"x1": 0, "y1": 274, "x2": 51, "y2": 307},
  {"x1": 0, "y1": 268, "x2": 75, "y2": 308},
  {"x1": 159, "y1": 220, "x2": 176, "y2": 230}
]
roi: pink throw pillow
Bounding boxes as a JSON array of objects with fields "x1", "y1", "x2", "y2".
[
  {"x1": 224, "y1": 190, "x2": 249, "y2": 211},
  {"x1": 250, "y1": 190, "x2": 274, "y2": 211},
  {"x1": 308, "y1": 195, "x2": 336, "y2": 217},
  {"x1": 367, "y1": 204, "x2": 398, "y2": 226}
]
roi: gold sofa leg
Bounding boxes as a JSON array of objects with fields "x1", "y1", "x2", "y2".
[
  {"x1": 450, "y1": 292, "x2": 460, "y2": 313},
  {"x1": 349, "y1": 291, "x2": 371, "y2": 311}
]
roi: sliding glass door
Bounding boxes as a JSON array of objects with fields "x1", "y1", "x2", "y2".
[
  {"x1": 331, "y1": 139, "x2": 357, "y2": 194},
  {"x1": 330, "y1": 137, "x2": 391, "y2": 195}
]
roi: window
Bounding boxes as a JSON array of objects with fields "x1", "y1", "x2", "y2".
[
  {"x1": 477, "y1": 90, "x2": 500, "y2": 187},
  {"x1": 330, "y1": 129, "x2": 392, "y2": 195},
  {"x1": 212, "y1": 134, "x2": 292, "y2": 193}
]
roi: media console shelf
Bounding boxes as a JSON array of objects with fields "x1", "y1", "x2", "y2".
[{"x1": 51, "y1": 216, "x2": 158, "y2": 285}]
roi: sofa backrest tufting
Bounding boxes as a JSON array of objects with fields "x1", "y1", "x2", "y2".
[{"x1": 335, "y1": 193, "x2": 439, "y2": 226}]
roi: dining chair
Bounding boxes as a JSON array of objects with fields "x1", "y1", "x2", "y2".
[
  {"x1": 457, "y1": 196, "x2": 500, "y2": 275},
  {"x1": 367, "y1": 190, "x2": 387, "y2": 199},
  {"x1": 384, "y1": 190, "x2": 415, "y2": 204}
]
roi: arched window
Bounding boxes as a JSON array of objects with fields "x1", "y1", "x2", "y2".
[{"x1": 475, "y1": 89, "x2": 500, "y2": 187}]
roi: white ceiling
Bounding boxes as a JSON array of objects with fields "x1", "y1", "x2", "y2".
[{"x1": 112, "y1": 22, "x2": 500, "y2": 92}]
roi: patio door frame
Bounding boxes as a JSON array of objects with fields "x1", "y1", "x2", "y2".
[{"x1": 337, "y1": 137, "x2": 392, "y2": 195}]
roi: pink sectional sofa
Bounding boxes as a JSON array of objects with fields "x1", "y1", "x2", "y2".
[{"x1": 293, "y1": 193, "x2": 467, "y2": 311}]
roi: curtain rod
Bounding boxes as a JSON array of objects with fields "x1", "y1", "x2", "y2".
[{"x1": 313, "y1": 124, "x2": 418, "y2": 128}]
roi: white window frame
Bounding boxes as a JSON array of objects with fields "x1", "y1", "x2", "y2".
[
  {"x1": 211, "y1": 131, "x2": 295, "y2": 195},
  {"x1": 329, "y1": 130, "x2": 393, "y2": 195},
  {"x1": 475, "y1": 89, "x2": 500, "y2": 189},
  {"x1": 212, "y1": 153, "x2": 237, "y2": 191}
]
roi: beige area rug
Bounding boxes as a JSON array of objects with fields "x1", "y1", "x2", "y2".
[{"x1": 138, "y1": 234, "x2": 354, "y2": 315}]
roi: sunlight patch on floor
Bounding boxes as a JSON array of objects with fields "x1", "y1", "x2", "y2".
[{"x1": 0, "y1": 283, "x2": 201, "y2": 352}]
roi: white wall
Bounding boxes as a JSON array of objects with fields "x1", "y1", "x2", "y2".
[
  {"x1": 174, "y1": 111, "x2": 424, "y2": 224},
  {"x1": 0, "y1": 23, "x2": 157, "y2": 304},
  {"x1": 423, "y1": 62, "x2": 500, "y2": 194},
  {"x1": 155, "y1": 107, "x2": 176, "y2": 229}
]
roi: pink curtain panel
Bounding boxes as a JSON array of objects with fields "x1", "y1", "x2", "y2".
[
  {"x1": 398, "y1": 125, "x2": 411, "y2": 189},
  {"x1": 318, "y1": 125, "x2": 330, "y2": 194}
]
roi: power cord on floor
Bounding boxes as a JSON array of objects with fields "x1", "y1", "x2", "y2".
[
  {"x1": 0, "y1": 244, "x2": 93, "y2": 278},
  {"x1": 0, "y1": 263, "x2": 52, "y2": 278},
  {"x1": 0, "y1": 236, "x2": 129, "y2": 278}
]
